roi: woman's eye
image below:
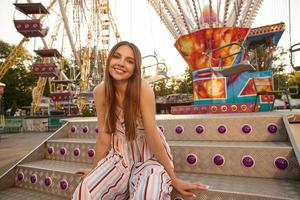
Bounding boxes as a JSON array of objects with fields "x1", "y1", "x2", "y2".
[
  {"x1": 112, "y1": 54, "x2": 120, "y2": 58},
  {"x1": 127, "y1": 60, "x2": 134, "y2": 64}
]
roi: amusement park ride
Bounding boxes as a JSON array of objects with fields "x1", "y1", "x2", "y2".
[
  {"x1": 0, "y1": 0, "x2": 300, "y2": 200},
  {"x1": 149, "y1": 0, "x2": 299, "y2": 114}
]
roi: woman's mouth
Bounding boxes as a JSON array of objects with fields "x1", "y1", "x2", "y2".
[{"x1": 114, "y1": 67, "x2": 126, "y2": 74}]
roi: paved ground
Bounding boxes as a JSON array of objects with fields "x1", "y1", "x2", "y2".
[{"x1": 0, "y1": 132, "x2": 53, "y2": 177}]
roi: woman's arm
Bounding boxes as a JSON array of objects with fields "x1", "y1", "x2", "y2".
[
  {"x1": 140, "y1": 80, "x2": 208, "y2": 197},
  {"x1": 92, "y1": 83, "x2": 111, "y2": 168}
]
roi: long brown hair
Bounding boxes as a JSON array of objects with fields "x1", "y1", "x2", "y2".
[{"x1": 104, "y1": 41, "x2": 142, "y2": 141}]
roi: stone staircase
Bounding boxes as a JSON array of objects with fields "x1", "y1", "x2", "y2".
[{"x1": 0, "y1": 113, "x2": 300, "y2": 199}]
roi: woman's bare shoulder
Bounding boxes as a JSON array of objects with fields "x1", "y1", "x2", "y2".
[
  {"x1": 93, "y1": 82, "x2": 105, "y2": 104},
  {"x1": 140, "y1": 80, "x2": 155, "y2": 105},
  {"x1": 93, "y1": 82, "x2": 105, "y2": 94},
  {"x1": 141, "y1": 79, "x2": 153, "y2": 94}
]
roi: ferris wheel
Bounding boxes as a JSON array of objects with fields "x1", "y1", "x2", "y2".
[{"x1": 10, "y1": 0, "x2": 121, "y2": 114}]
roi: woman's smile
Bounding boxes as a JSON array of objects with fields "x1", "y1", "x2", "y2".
[
  {"x1": 108, "y1": 45, "x2": 136, "y2": 81},
  {"x1": 113, "y1": 66, "x2": 126, "y2": 74}
]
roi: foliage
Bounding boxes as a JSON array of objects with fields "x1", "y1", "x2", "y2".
[
  {"x1": 153, "y1": 67, "x2": 193, "y2": 97},
  {"x1": 81, "y1": 106, "x2": 93, "y2": 117},
  {"x1": 0, "y1": 40, "x2": 36, "y2": 115},
  {"x1": 0, "y1": 40, "x2": 32, "y2": 64},
  {"x1": 272, "y1": 46, "x2": 300, "y2": 98},
  {"x1": 173, "y1": 67, "x2": 193, "y2": 94},
  {"x1": 288, "y1": 72, "x2": 300, "y2": 98},
  {"x1": 10, "y1": 101, "x2": 17, "y2": 116},
  {"x1": 272, "y1": 46, "x2": 288, "y2": 75},
  {"x1": 289, "y1": 71, "x2": 300, "y2": 84},
  {"x1": 272, "y1": 46, "x2": 290, "y2": 95}
]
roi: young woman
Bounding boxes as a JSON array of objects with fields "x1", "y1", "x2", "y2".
[{"x1": 73, "y1": 41, "x2": 208, "y2": 199}]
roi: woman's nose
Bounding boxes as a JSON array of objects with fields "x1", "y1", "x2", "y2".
[{"x1": 117, "y1": 58, "x2": 125, "y2": 66}]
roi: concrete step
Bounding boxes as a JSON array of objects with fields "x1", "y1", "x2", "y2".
[
  {"x1": 0, "y1": 187, "x2": 67, "y2": 200},
  {"x1": 169, "y1": 141, "x2": 300, "y2": 179},
  {"x1": 15, "y1": 160, "x2": 91, "y2": 198},
  {"x1": 157, "y1": 114, "x2": 287, "y2": 141},
  {"x1": 45, "y1": 138, "x2": 300, "y2": 179},
  {"x1": 172, "y1": 172, "x2": 300, "y2": 200},
  {"x1": 46, "y1": 138, "x2": 95, "y2": 163},
  {"x1": 11, "y1": 160, "x2": 300, "y2": 200},
  {"x1": 64, "y1": 114, "x2": 288, "y2": 142}
]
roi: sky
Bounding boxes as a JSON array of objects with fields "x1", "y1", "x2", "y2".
[{"x1": 0, "y1": 0, "x2": 300, "y2": 76}]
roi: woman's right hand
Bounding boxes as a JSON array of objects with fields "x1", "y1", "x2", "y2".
[
  {"x1": 75, "y1": 168, "x2": 91, "y2": 179},
  {"x1": 172, "y1": 178, "x2": 209, "y2": 197}
]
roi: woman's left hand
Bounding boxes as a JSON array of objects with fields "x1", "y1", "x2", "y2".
[{"x1": 172, "y1": 178, "x2": 209, "y2": 197}]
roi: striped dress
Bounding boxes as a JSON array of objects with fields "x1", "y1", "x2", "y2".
[{"x1": 72, "y1": 109, "x2": 174, "y2": 200}]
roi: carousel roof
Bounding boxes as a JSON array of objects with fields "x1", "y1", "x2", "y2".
[
  {"x1": 149, "y1": 0, "x2": 264, "y2": 39},
  {"x1": 249, "y1": 22, "x2": 285, "y2": 36}
]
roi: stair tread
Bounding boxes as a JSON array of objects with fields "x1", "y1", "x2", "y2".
[
  {"x1": 63, "y1": 113, "x2": 284, "y2": 122},
  {"x1": 169, "y1": 141, "x2": 292, "y2": 148},
  {"x1": 13, "y1": 164, "x2": 299, "y2": 199},
  {"x1": 17, "y1": 159, "x2": 91, "y2": 173},
  {"x1": 157, "y1": 112, "x2": 283, "y2": 120},
  {"x1": 176, "y1": 172, "x2": 300, "y2": 199},
  {"x1": 0, "y1": 187, "x2": 67, "y2": 200},
  {"x1": 48, "y1": 138, "x2": 291, "y2": 149},
  {"x1": 48, "y1": 137, "x2": 95, "y2": 143}
]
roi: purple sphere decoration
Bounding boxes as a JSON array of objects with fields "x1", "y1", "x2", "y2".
[
  {"x1": 94, "y1": 127, "x2": 99, "y2": 134},
  {"x1": 158, "y1": 125, "x2": 165, "y2": 133},
  {"x1": 186, "y1": 153, "x2": 197, "y2": 165},
  {"x1": 47, "y1": 146, "x2": 54, "y2": 155},
  {"x1": 274, "y1": 157, "x2": 289, "y2": 170},
  {"x1": 88, "y1": 149, "x2": 95, "y2": 158},
  {"x1": 82, "y1": 126, "x2": 89, "y2": 134},
  {"x1": 60, "y1": 179, "x2": 68, "y2": 190},
  {"x1": 175, "y1": 125, "x2": 184, "y2": 134},
  {"x1": 73, "y1": 148, "x2": 80, "y2": 157},
  {"x1": 44, "y1": 176, "x2": 52, "y2": 187},
  {"x1": 60, "y1": 147, "x2": 66, "y2": 155},
  {"x1": 213, "y1": 154, "x2": 225, "y2": 166},
  {"x1": 71, "y1": 126, "x2": 77, "y2": 133},
  {"x1": 195, "y1": 125, "x2": 205, "y2": 134},
  {"x1": 242, "y1": 124, "x2": 252, "y2": 134},
  {"x1": 218, "y1": 125, "x2": 227, "y2": 134},
  {"x1": 267, "y1": 123, "x2": 278, "y2": 134},
  {"x1": 17, "y1": 172, "x2": 24, "y2": 182},
  {"x1": 242, "y1": 155, "x2": 255, "y2": 168},
  {"x1": 30, "y1": 174, "x2": 37, "y2": 184}
]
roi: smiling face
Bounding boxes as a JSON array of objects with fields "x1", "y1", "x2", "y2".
[{"x1": 108, "y1": 45, "x2": 136, "y2": 82}]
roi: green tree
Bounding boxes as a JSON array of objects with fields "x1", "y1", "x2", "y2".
[
  {"x1": 173, "y1": 67, "x2": 193, "y2": 94},
  {"x1": 153, "y1": 66, "x2": 193, "y2": 97},
  {"x1": 152, "y1": 79, "x2": 173, "y2": 97},
  {"x1": 0, "y1": 40, "x2": 36, "y2": 115},
  {"x1": 10, "y1": 101, "x2": 17, "y2": 116},
  {"x1": 272, "y1": 46, "x2": 289, "y2": 91},
  {"x1": 288, "y1": 71, "x2": 300, "y2": 98},
  {"x1": 271, "y1": 46, "x2": 300, "y2": 98}
]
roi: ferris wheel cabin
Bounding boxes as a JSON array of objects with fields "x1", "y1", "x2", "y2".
[
  {"x1": 13, "y1": 3, "x2": 49, "y2": 37},
  {"x1": 49, "y1": 80, "x2": 74, "y2": 102},
  {"x1": 49, "y1": 80, "x2": 78, "y2": 115},
  {"x1": 32, "y1": 49, "x2": 62, "y2": 77}
]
